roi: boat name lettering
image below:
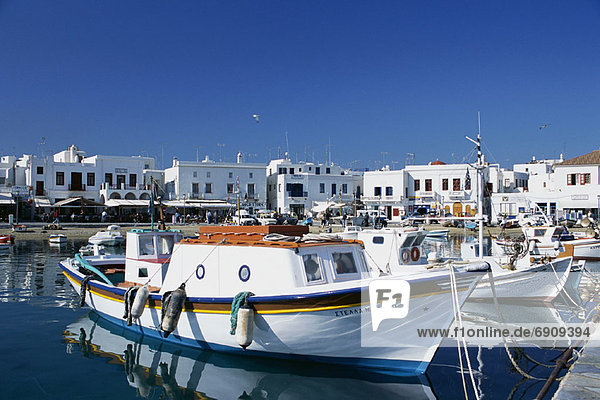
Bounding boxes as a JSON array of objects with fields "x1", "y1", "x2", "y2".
[{"x1": 334, "y1": 306, "x2": 370, "y2": 317}]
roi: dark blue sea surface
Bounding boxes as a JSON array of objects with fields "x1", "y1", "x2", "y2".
[{"x1": 0, "y1": 237, "x2": 589, "y2": 399}]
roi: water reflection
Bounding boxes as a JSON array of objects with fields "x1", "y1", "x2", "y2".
[
  {"x1": 64, "y1": 312, "x2": 436, "y2": 400},
  {"x1": 1, "y1": 237, "x2": 595, "y2": 399},
  {"x1": 0, "y1": 238, "x2": 121, "y2": 306}
]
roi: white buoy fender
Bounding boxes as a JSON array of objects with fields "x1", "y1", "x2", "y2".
[
  {"x1": 131, "y1": 285, "x2": 150, "y2": 320},
  {"x1": 236, "y1": 303, "x2": 255, "y2": 349},
  {"x1": 160, "y1": 284, "x2": 187, "y2": 338},
  {"x1": 528, "y1": 240, "x2": 537, "y2": 253}
]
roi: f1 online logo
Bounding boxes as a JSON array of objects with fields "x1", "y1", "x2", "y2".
[{"x1": 369, "y1": 279, "x2": 410, "y2": 331}]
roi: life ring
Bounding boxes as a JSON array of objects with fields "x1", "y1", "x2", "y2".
[
  {"x1": 401, "y1": 249, "x2": 410, "y2": 264},
  {"x1": 410, "y1": 247, "x2": 420, "y2": 262}
]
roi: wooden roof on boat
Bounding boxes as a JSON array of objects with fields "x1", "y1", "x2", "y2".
[
  {"x1": 197, "y1": 225, "x2": 308, "y2": 240},
  {"x1": 185, "y1": 225, "x2": 362, "y2": 248}
]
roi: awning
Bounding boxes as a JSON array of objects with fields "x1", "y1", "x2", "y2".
[
  {"x1": 34, "y1": 197, "x2": 51, "y2": 207},
  {"x1": 105, "y1": 199, "x2": 152, "y2": 207},
  {"x1": 53, "y1": 197, "x2": 105, "y2": 207},
  {"x1": 0, "y1": 195, "x2": 15, "y2": 205},
  {"x1": 164, "y1": 200, "x2": 235, "y2": 209},
  {"x1": 311, "y1": 201, "x2": 350, "y2": 213}
]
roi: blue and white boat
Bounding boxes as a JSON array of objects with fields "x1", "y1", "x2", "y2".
[{"x1": 60, "y1": 225, "x2": 486, "y2": 376}]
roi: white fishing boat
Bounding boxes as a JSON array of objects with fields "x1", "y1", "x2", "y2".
[
  {"x1": 65, "y1": 312, "x2": 438, "y2": 399},
  {"x1": 88, "y1": 224, "x2": 126, "y2": 246},
  {"x1": 78, "y1": 243, "x2": 106, "y2": 256},
  {"x1": 49, "y1": 233, "x2": 67, "y2": 244},
  {"x1": 521, "y1": 225, "x2": 600, "y2": 262},
  {"x1": 342, "y1": 227, "x2": 573, "y2": 301},
  {"x1": 59, "y1": 225, "x2": 486, "y2": 376},
  {"x1": 426, "y1": 229, "x2": 449, "y2": 239}
]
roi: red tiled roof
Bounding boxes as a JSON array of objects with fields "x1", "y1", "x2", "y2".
[
  {"x1": 558, "y1": 149, "x2": 600, "y2": 166},
  {"x1": 430, "y1": 160, "x2": 446, "y2": 165}
]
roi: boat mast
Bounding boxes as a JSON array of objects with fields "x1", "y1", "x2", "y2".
[
  {"x1": 477, "y1": 112, "x2": 484, "y2": 259},
  {"x1": 466, "y1": 112, "x2": 484, "y2": 259}
]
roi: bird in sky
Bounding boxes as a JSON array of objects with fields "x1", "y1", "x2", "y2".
[
  {"x1": 539, "y1": 123, "x2": 551, "y2": 130},
  {"x1": 252, "y1": 114, "x2": 260, "y2": 123}
]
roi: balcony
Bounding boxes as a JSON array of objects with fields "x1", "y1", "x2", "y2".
[
  {"x1": 68, "y1": 184, "x2": 86, "y2": 191},
  {"x1": 101, "y1": 182, "x2": 148, "y2": 190},
  {"x1": 417, "y1": 190, "x2": 434, "y2": 198},
  {"x1": 448, "y1": 190, "x2": 465, "y2": 199},
  {"x1": 286, "y1": 191, "x2": 308, "y2": 198}
]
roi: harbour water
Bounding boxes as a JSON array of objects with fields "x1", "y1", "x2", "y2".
[{"x1": 0, "y1": 237, "x2": 597, "y2": 399}]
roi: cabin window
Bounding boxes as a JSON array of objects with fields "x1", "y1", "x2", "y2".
[
  {"x1": 534, "y1": 229, "x2": 546, "y2": 237},
  {"x1": 399, "y1": 235, "x2": 417, "y2": 248},
  {"x1": 195, "y1": 264, "x2": 205, "y2": 280},
  {"x1": 238, "y1": 265, "x2": 251, "y2": 282},
  {"x1": 158, "y1": 235, "x2": 175, "y2": 255},
  {"x1": 138, "y1": 268, "x2": 148, "y2": 278},
  {"x1": 372, "y1": 236, "x2": 384, "y2": 244},
  {"x1": 302, "y1": 254, "x2": 324, "y2": 283},
  {"x1": 139, "y1": 236, "x2": 155, "y2": 256},
  {"x1": 332, "y1": 252, "x2": 358, "y2": 275}
]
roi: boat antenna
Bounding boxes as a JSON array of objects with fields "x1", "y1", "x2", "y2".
[{"x1": 150, "y1": 176, "x2": 155, "y2": 230}]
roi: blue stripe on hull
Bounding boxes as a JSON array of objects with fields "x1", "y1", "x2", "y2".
[{"x1": 97, "y1": 310, "x2": 429, "y2": 376}]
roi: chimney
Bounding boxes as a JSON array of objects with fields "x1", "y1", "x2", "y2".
[{"x1": 237, "y1": 152, "x2": 243, "y2": 164}]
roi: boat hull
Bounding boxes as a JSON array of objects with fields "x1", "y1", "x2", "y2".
[
  {"x1": 469, "y1": 257, "x2": 571, "y2": 302},
  {"x1": 60, "y1": 261, "x2": 482, "y2": 375}
]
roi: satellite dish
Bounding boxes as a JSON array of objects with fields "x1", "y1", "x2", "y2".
[{"x1": 581, "y1": 216, "x2": 591, "y2": 228}]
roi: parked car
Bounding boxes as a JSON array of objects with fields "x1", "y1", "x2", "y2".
[
  {"x1": 255, "y1": 210, "x2": 277, "y2": 225},
  {"x1": 276, "y1": 214, "x2": 298, "y2": 225},
  {"x1": 230, "y1": 210, "x2": 259, "y2": 226}
]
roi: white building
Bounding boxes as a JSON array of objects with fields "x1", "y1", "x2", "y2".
[
  {"x1": 362, "y1": 161, "x2": 499, "y2": 222},
  {"x1": 164, "y1": 153, "x2": 267, "y2": 213},
  {"x1": 266, "y1": 158, "x2": 363, "y2": 217},
  {"x1": 490, "y1": 151, "x2": 600, "y2": 221},
  {"x1": 16, "y1": 144, "x2": 155, "y2": 204},
  {"x1": 551, "y1": 150, "x2": 600, "y2": 217}
]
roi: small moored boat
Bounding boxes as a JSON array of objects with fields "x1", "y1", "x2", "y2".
[
  {"x1": 88, "y1": 225, "x2": 126, "y2": 246},
  {"x1": 49, "y1": 234, "x2": 67, "y2": 244}
]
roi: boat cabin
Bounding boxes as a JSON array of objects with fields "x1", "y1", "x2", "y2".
[
  {"x1": 159, "y1": 225, "x2": 371, "y2": 296},
  {"x1": 340, "y1": 227, "x2": 428, "y2": 273},
  {"x1": 124, "y1": 229, "x2": 184, "y2": 287}
]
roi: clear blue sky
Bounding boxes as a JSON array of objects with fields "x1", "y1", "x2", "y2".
[{"x1": 1, "y1": 1, "x2": 599, "y2": 170}]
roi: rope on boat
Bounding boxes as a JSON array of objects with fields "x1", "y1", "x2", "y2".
[
  {"x1": 449, "y1": 265, "x2": 480, "y2": 400},
  {"x1": 230, "y1": 291, "x2": 254, "y2": 335},
  {"x1": 301, "y1": 233, "x2": 344, "y2": 243},
  {"x1": 262, "y1": 233, "x2": 301, "y2": 242},
  {"x1": 74, "y1": 253, "x2": 113, "y2": 286},
  {"x1": 487, "y1": 269, "x2": 549, "y2": 381},
  {"x1": 262, "y1": 233, "x2": 344, "y2": 243},
  {"x1": 549, "y1": 258, "x2": 581, "y2": 310},
  {"x1": 79, "y1": 275, "x2": 93, "y2": 307}
]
